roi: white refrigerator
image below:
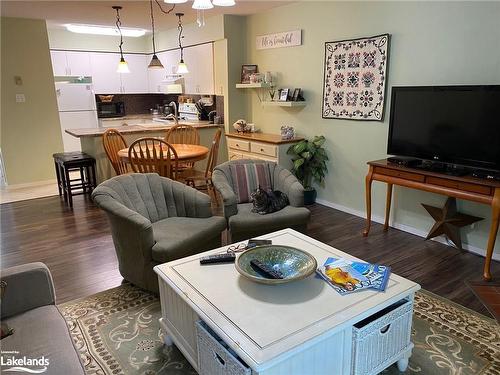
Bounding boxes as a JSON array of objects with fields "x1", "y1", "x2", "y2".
[{"x1": 55, "y1": 82, "x2": 98, "y2": 152}]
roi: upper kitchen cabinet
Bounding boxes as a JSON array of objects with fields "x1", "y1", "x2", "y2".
[
  {"x1": 89, "y1": 53, "x2": 122, "y2": 94},
  {"x1": 182, "y1": 43, "x2": 214, "y2": 95},
  {"x1": 50, "y1": 50, "x2": 91, "y2": 76},
  {"x1": 120, "y1": 54, "x2": 149, "y2": 94},
  {"x1": 147, "y1": 51, "x2": 169, "y2": 93}
]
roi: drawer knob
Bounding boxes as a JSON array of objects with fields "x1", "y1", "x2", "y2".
[
  {"x1": 260, "y1": 148, "x2": 264, "y2": 152},
  {"x1": 380, "y1": 324, "x2": 391, "y2": 334}
]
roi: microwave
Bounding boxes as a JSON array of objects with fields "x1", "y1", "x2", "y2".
[{"x1": 97, "y1": 101, "x2": 125, "y2": 118}]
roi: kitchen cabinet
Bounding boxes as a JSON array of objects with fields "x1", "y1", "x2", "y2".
[
  {"x1": 183, "y1": 43, "x2": 214, "y2": 95},
  {"x1": 147, "y1": 51, "x2": 171, "y2": 93},
  {"x1": 90, "y1": 53, "x2": 148, "y2": 94},
  {"x1": 50, "y1": 50, "x2": 91, "y2": 76},
  {"x1": 120, "y1": 54, "x2": 149, "y2": 93},
  {"x1": 89, "y1": 53, "x2": 122, "y2": 94}
]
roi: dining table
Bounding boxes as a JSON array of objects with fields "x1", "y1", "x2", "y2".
[{"x1": 118, "y1": 143, "x2": 209, "y2": 164}]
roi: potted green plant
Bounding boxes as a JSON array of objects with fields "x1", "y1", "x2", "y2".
[{"x1": 287, "y1": 135, "x2": 329, "y2": 205}]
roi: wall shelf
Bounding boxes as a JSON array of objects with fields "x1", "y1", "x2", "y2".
[
  {"x1": 235, "y1": 82, "x2": 272, "y2": 89},
  {"x1": 262, "y1": 101, "x2": 307, "y2": 107}
]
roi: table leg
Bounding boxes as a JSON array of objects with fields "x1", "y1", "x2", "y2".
[
  {"x1": 483, "y1": 188, "x2": 500, "y2": 281},
  {"x1": 384, "y1": 183, "x2": 393, "y2": 231},
  {"x1": 363, "y1": 166, "x2": 374, "y2": 237}
]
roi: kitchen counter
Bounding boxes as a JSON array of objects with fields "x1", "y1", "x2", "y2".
[
  {"x1": 73, "y1": 122, "x2": 226, "y2": 184},
  {"x1": 66, "y1": 121, "x2": 220, "y2": 138},
  {"x1": 226, "y1": 132, "x2": 303, "y2": 144}
]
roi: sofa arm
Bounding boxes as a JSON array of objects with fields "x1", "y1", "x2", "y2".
[
  {"x1": 273, "y1": 165, "x2": 305, "y2": 207},
  {"x1": 1, "y1": 262, "x2": 56, "y2": 319},
  {"x1": 212, "y1": 169, "x2": 238, "y2": 218}
]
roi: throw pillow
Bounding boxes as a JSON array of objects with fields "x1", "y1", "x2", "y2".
[{"x1": 230, "y1": 163, "x2": 272, "y2": 203}]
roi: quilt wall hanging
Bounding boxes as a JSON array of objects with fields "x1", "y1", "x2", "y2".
[{"x1": 322, "y1": 34, "x2": 390, "y2": 121}]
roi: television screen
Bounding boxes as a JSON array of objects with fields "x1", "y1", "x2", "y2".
[{"x1": 387, "y1": 85, "x2": 500, "y2": 171}]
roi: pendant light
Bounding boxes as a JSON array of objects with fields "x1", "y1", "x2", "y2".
[
  {"x1": 113, "y1": 6, "x2": 130, "y2": 73},
  {"x1": 176, "y1": 13, "x2": 189, "y2": 74},
  {"x1": 212, "y1": 0, "x2": 235, "y2": 6},
  {"x1": 148, "y1": 0, "x2": 164, "y2": 70},
  {"x1": 192, "y1": 0, "x2": 213, "y2": 10}
]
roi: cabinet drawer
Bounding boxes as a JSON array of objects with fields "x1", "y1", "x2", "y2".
[
  {"x1": 228, "y1": 151, "x2": 244, "y2": 161},
  {"x1": 374, "y1": 167, "x2": 425, "y2": 182},
  {"x1": 427, "y1": 177, "x2": 492, "y2": 195},
  {"x1": 227, "y1": 138, "x2": 250, "y2": 152},
  {"x1": 250, "y1": 142, "x2": 277, "y2": 158}
]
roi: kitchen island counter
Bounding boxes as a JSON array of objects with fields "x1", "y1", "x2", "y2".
[
  {"x1": 66, "y1": 121, "x2": 220, "y2": 138},
  {"x1": 68, "y1": 123, "x2": 226, "y2": 183}
]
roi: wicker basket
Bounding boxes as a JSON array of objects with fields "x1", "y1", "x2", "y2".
[
  {"x1": 196, "y1": 321, "x2": 251, "y2": 375},
  {"x1": 352, "y1": 298, "x2": 413, "y2": 375}
]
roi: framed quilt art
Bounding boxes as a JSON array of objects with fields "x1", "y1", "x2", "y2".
[{"x1": 322, "y1": 34, "x2": 390, "y2": 121}]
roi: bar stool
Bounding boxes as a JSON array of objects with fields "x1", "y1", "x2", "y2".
[{"x1": 53, "y1": 152, "x2": 97, "y2": 208}]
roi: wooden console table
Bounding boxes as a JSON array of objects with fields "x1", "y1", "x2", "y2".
[{"x1": 363, "y1": 159, "x2": 500, "y2": 281}]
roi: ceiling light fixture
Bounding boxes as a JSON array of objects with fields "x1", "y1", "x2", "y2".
[
  {"x1": 113, "y1": 6, "x2": 130, "y2": 74},
  {"x1": 65, "y1": 24, "x2": 146, "y2": 37},
  {"x1": 212, "y1": 0, "x2": 235, "y2": 6},
  {"x1": 148, "y1": 0, "x2": 164, "y2": 70},
  {"x1": 164, "y1": 0, "x2": 188, "y2": 3},
  {"x1": 175, "y1": 13, "x2": 189, "y2": 74},
  {"x1": 192, "y1": 0, "x2": 213, "y2": 10}
]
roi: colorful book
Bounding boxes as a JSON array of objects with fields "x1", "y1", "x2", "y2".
[
  {"x1": 316, "y1": 258, "x2": 375, "y2": 295},
  {"x1": 324, "y1": 257, "x2": 391, "y2": 292}
]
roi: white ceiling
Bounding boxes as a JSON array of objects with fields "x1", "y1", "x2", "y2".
[{"x1": 1, "y1": 0, "x2": 291, "y2": 31}]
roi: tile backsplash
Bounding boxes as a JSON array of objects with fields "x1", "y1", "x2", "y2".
[{"x1": 95, "y1": 94, "x2": 224, "y2": 121}]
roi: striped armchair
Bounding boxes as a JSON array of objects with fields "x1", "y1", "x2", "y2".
[{"x1": 212, "y1": 159, "x2": 310, "y2": 243}]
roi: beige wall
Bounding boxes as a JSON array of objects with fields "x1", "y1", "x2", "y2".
[
  {"x1": 245, "y1": 2, "x2": 500, "y2": 257},
  {"x1": 1, "y1": 17, "x2": 63, "y2": 185}
]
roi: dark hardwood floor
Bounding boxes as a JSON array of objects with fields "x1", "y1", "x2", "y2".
[{"x1": 1, "y1": 194, "x2": 499, "y2": 317}]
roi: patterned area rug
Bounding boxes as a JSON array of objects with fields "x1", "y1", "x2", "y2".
[{"x1": 59, "y1": 284, "x2": 499, "y2": 375}]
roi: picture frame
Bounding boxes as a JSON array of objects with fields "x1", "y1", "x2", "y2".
[
  {"x1": 292, "y1": 88, "x2": 301, "y2": 101},
  {"x1": 322, "y1": 34, "x2": 390, "y2": 121},
  {"x1": 241, "y1": 65, "x2": 258, "y2": 84},
  {"x1": 279, "y1": 88, "x2": 289, "y2": 101}
]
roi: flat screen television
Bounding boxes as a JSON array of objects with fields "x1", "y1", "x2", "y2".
[{"x1": 387, "y1": 85, "x2": 500, "y2": 171}]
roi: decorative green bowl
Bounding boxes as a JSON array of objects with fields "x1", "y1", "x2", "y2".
[{"x1": 235, "y1": 245, "x2": 317, "y2": 284}]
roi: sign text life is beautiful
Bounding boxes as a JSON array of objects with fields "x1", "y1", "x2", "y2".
[{"x1": 256, "y1": 30, "x2": 302, "y2": 50}]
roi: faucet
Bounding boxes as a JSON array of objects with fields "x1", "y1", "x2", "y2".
[{"x1": 168, "y1": 101, "x2": 178, "y2": 125}]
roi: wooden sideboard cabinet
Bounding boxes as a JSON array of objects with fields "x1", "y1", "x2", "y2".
[{"x1": 226, "y1": 132, "x2": 303, "y2": 169}]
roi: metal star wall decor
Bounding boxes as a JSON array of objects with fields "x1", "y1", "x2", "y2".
[{"x1": 422, "y1": 197, "x2": 483, "y2": 250}]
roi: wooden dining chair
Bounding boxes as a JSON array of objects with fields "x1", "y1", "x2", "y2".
[
  {"x1": 103, "y1": 128, "x2": 129, "y2": 175},
  {"x1": 128, "y1": 137, "x2": 178, "y2": 179},
  {"x1": 165, "y1": 124, "x2": 200, "y2": 145},
  {"x1": 183, "y1": 128, "x2": 222, "y2": 203},
  {"x1": 165, "y1": 124, "x2": 200, "y2": 170}
]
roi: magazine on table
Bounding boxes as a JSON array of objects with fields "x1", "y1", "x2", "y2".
[{"x1": 317, "y1": 257, "x2": 391, "y2": 295}]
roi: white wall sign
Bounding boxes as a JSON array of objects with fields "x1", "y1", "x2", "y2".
[{"x1": 256, "y1": 30, "x2": 302, "y2": 50}]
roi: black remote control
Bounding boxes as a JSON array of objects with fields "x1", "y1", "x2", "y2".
[
  {"x1": 200, "y1": 253, "x2": 236, "y2": 265},
  {"x1": 250, "y1": 259, "x2": 283, "y2": 279}
]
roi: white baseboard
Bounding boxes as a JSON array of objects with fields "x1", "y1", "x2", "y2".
[
  {"x1": 315, "y1": 198, "x2": 500, "y2": 262},
  {"x1": 2, "y1": 179, "x2": 57, "y2": 189}
]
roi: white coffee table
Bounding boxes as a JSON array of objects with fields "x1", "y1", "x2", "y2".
[{"x1": 154, "y1": 229, "x2": 420, "y2": 375}]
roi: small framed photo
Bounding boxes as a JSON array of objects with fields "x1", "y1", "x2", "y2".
[
  {"x1": 241, "y1": 65, "x2": 258, "y2": 84},
  {"x1": 279, "y1": 88, "x2": 289, "y2": 101},
  {"x1": 292, "y1": 88, "x2": 301, "y2": 101}
]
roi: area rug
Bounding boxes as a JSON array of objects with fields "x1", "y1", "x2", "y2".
[{"x1": 59, "y1": 284, "x2": 500, "y2": 375}]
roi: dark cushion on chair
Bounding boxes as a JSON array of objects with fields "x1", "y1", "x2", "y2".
[
  {"x1": 229, "y1": 203, "x2": 311, "y2": 234},
  {"x1": 151, "y1": 216, "x2": 227, "y2": 263}
]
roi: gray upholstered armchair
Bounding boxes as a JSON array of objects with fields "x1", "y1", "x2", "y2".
[
  {"x1": 212, "y1": 159, "x2": 310, "y2": 242},
  {"x1": 92, "y1": 173, "x2": 227, "y2": 293}
]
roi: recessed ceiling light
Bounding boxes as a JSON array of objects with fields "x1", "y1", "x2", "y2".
[
  {"x1": 65, "y1": 24, "x2": 146, "y2": 37},
  {"x1": 164, "y1": 0, "x2": 188, "y2": 3}
]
